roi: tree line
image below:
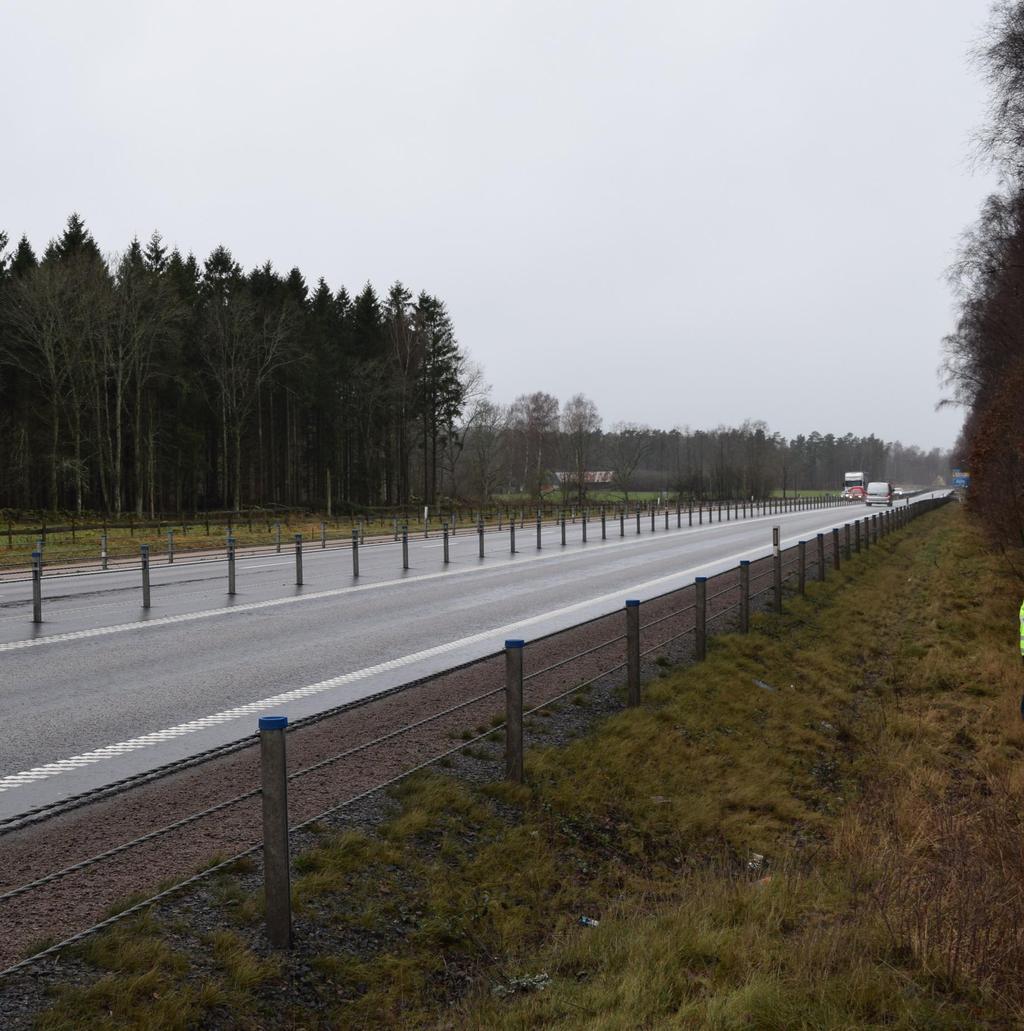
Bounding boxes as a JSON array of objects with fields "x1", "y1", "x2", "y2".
[
  {"x1": 0, "y1": 215, "x2": 465, "y2": 516},
  {"x1": 944, "y1": 1, "x2": 1024, "y2": 553},
  {"x1": 0, "y1": 216, "x2": 949, "y2": 517}
]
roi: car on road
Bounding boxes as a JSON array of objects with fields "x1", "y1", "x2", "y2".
[{"x1": 865, "y1": 481, "x2": 894, "y2": 507}]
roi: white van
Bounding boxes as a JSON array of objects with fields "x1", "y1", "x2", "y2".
[{"x1": 865, "y1": 482, "x2": 893, "y2": 507}]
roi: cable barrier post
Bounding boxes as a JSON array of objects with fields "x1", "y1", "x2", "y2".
[
  {"x1": 351, "y1": 529, "x2": 360, "y2": 577},
  {"x1": 442, "y1": 522, "x2": 449, "y2": 565},
  {"x1": 141, "y1": 544, "x2": 151, "y2": 609},
  {"x1": 227, "y1": 536, "x2": 236, "y2": 596},
  {"x1": 402, "y1": 524, "x2": 410, "y2": 569},
  {"x1": 167, "y1": 529, "x2": 174, "y2": 564},
  {"x1": 582, "y1": 511, "x2": 588, "y2": 543},
  {"x1": 259, "y1": 715, "x2": 292, "y2": 950},
  {"x1": 561, "y1": 513, "x2": 567, "y2": 546},
  {"x1": 817, "y1": 533, "x2": 826, "y2": 582},
  {"x1": 695, "y1": 576, "x2": 707, "y2": 661},
  {"x1": 739, "y1": 560, "x2": 750, "y2": 632},
  {"x1": 798, "y1": 540, "x2": 807, "y2": 595},
  {"x1": 294, "y1": 533, "x2": 303, "y2": 585},
  {"x1": 101, "y1": 533, "x2": 108, "y2": 571},
  {"x1": 31, "y1": 550, "x2": 42, "y2": 624},
  {"x1": 504, "y1": 640, "x2": 524, "y2": 783},
  {"x1": 772, "y1": 526, "x2": 782, "y2": 614},
  {"x1": 275, "y1": 521, "x2": 281, "y2": 554},
  {"x1": 536, "y1": 511, "x2": 542, "y2": 550},
  {"x1": 626, "y1": 599, "x2": 641, "y2": 707},
  {"x1": 620, "y1": 509, "x2": 625, "y2": 537},
  {"x1": 832, "y1": 528, "x2": 841, "y2": 570},
  {"x1": 510, "y1": 519, "x2": 516, "y2": 554},
  {"x1": 844, "y1": 523, "x2": 851, "y2": 561}
]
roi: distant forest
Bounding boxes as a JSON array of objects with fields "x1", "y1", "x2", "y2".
[
  {"x1": 0, "y1": 216, "x2": 949, "y2": 516},
  {"x1": 944, "y1": 2, "x2": 1024, "y2": 553}
]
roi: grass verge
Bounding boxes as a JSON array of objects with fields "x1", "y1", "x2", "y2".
[{"x1": 20, "y1": 503, "x2": 1024, "y2": 1029}]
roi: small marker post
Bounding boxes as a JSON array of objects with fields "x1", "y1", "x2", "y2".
[{"x1": 259, "y1": 715, "x2": 292, "y2": 949}]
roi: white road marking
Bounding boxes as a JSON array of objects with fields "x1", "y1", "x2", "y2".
[{"x1": 0, "y1": 534, "x2": 782, "y2": 793}]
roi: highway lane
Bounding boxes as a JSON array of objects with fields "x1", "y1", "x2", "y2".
[{"x1": 0, "y1": 499, "x2": 920, "y2": 819}]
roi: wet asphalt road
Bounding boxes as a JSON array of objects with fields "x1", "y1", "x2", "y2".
[{"x1": 0, "y1": 498, "x2": 929, "y2": 818}]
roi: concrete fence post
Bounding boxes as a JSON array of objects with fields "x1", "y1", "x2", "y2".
[
  {"x1": 227, "y1": 536, "x2": 236, "y2": 596},
  {"x1": 402, "y1": 525, "x2": 410, "y2": 569},
  {"x1": 352, "y1": 529, "x2": 360, "y2": 577},
  {"x1": 294, "y1": 533, "x2": 303, "y2": 585},
  {"x1": 739, "y1": 560, "x2": 750, "y2": 632},
  {"x1": 626, "y1": 599, "x2": 641, "y2": 707},
  {"x1": 504, "y1": 640, "x2": 525, "y2": 783},
  {"x1": 101, "y1": 533, "x2": 108, "y2": 571},
  {"x1": 695, "y1": 576, "x2": 707, "y2": 661},
  {"x1": 832, "y1": 528, "x2": 841, "y2": 570},
  {"x1": 816, "y1": 533, "x2": 826, "y2": 581},
  {"x1": 259, "y1": 715, "x2": 292, "y2": 950},
  {"x1": 167, "y1": 529, "x2": 174, "y2": 564},
  {"x1": 141, "y1": 544, "x2": 151, "y2": 608},
  {"x1": 798, "y1": 540, "x2": 807, "y2": 595},
  {"x1": 478, "y1": 517, "x2": 485, "y2": 558},
  {"x1": 31, "y1": 551, "x2": 42, "y2": 623}
]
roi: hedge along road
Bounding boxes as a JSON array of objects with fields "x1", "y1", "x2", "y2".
[{"x1": 0, "y1": 498, "x2": 926, "y2": 820}]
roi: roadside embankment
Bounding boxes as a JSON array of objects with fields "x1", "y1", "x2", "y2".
[{"x1": 10, "y1": 503, "x2": 1024, "y2": 1029}]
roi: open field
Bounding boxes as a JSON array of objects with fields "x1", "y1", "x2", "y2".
[{"x1": 7, "y1": 502, "x2": 1022, "y2": 1027}]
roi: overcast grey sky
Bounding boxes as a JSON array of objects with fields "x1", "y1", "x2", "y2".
[{"x1": 1, "y1": 0, "x2": 998, "y2": 450}]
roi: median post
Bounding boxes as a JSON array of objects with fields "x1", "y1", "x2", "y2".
[
  {"x1": 772, "y1": 526, "x2": 782, "y2": 613},
  {"x1": 101, "y1": 533, "x2": 108, "y2": 571},
  {"x1": 504, "y1": 640, "x2": 524, "y2": 783},
  {"x1": 259, "y1": 715, "x2": 292, "y2": 949},
  {"x1": 320, "y1": 521, "x2": 326, "y2": 549},
  {"x1": 561, "y1": 513, "x2": 567, "y2": 546},
  {"x1": 695, "y1": 576, "x2": 707, "y2": 661},
  {"x1": 739, "y1": 560, "x2": 750, "y2": 632},
  {"x1": 478, "y1": 517, "x2": 485, "y2": 558},
  {"x1": 832, "y1": 528, "x2": 841, "y2": 570},
  {"x1": 167, "y1": 529, "x2": 174, "y2": 564},
  {"x1": 352, "y1": 529, "x2": 360, "y2": 577},
  {"x1": 294, "y1": 533, "x2": 303, "y2": 585},
  {"x1": 798, "y1": 540, "x2": 806, "y2": 595},
  {"x1": 536, "y1": 511, "x2": 542, "y2": 550},
  {"x1": 602, "y1": 507, "x2": 607, "y2": 539},
  {"x1": 275, "y1": 521, "x2": 281, "y2": 553},
  {"x1": 620, "y1": 509, "x2": 625, "y2": 537},
  {"x1": 510, "y1": 519, "x2": 516, "y2": 554},
  {"x1": 816, "y1": 533, "x2": 826, "y2": 581},
  {"x1": 227, "y1": 536, "x2": 236, "y2": 596},
  {"x1": 402, "y1": 524, "x2": 410, "y2": 569},
  {"x1": 442, "y1": 522, "x2": 449, "y2": 564},
  {"x1": 141, "y1": 544, "x2": 151, "y2": 609},
  {"x1": 636, "y1": 510, "x2": 641, "y2": 535},
  {"x1": 626, "y1": 600, "x2": 641, "y2": 707},
  {"x1": 31, "y1": 550, "x2": 42, "y2": 623},
  {"x1": 582, "y1": 511, "x2": 588, "y2": 543}
]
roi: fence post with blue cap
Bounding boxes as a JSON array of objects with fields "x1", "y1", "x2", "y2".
[
  {"x1": 626, "y1": 599, "x2": 641, "y2": 706},
  {"x1": 505, "y1": 640, "x2": 525, "y2": 783},
  {"x1": 141, "y1": 544, "x2": 151, "y2": 609},
  {"x1": 31, "y1": 550, "x2": 42, "y2": 623},
  {"x1": 259, "y1": 715, "x2": 292, "y2": 949},
  {"x1": 351, "y1": 528, "x2": 360, "y2": 577},
  {"x1": 294, "y1": 533, "x2": 303, "y2": 585},
  {"x1": 695, "y1": 577, "x2": 707, "y2": 661}
]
